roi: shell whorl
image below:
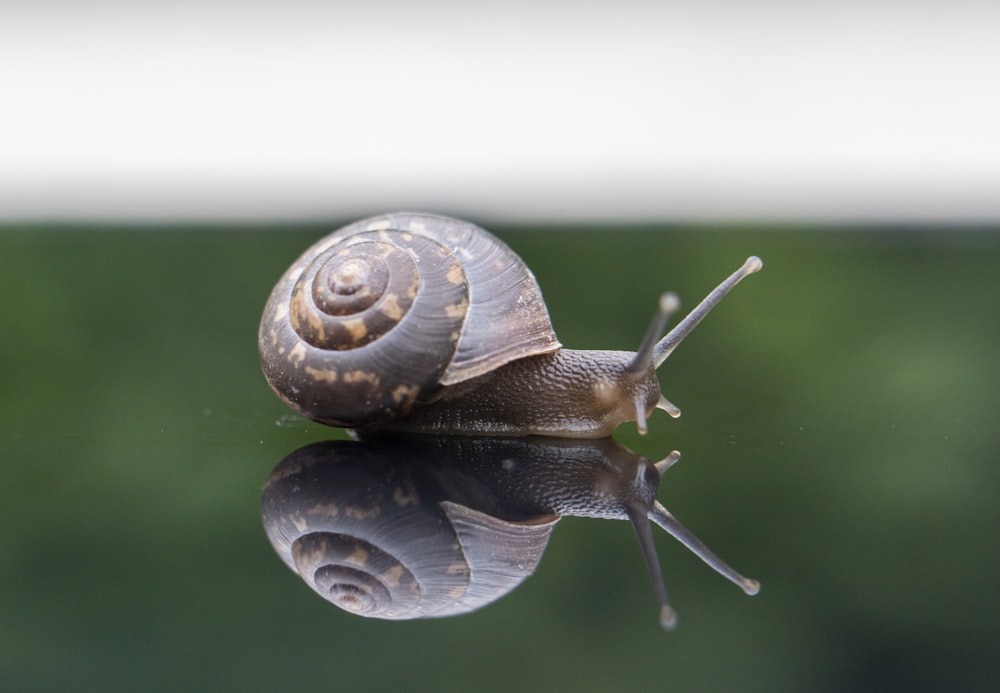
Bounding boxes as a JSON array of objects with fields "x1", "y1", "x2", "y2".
[
  {"x1": 290, "y1": 532, "x2": 425, "y2": 618},
  {"x1": 289, "y1": 239, "x2": 422, "y2": 351},
  {"x1": 260, "y1": 442, "x2": 557, "y2": 620},
  {"x1": 258, "y1": 213, "x2": 560, "y2": 428}
]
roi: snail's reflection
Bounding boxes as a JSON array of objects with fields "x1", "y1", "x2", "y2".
[{"x1": 260, "y1": 436, "x2": 758, "y2": 629}]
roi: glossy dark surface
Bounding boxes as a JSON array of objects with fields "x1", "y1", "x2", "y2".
[{"x1": 2, "y1": 223, "x2": 998, "y2": 692}]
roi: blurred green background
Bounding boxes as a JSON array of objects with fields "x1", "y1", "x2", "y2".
[{"x1": 1, "y1": 222, "x2": 997, "y2": 692}]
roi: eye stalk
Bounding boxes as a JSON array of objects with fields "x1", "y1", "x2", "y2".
[
  {"x1": 653, "y1": 256, "x2": 763, "y2": 368},
  {"x1": 626, "y1": 256, "x2": 764, "y2": 435},
  {"x1": 626, "y1": 449, "x2": 760, "y2": 630},
  {"x1": 627, "y1": 293, "x2": 679, "y2": 435}
]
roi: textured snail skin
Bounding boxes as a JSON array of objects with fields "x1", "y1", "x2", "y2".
[{"x1": 382, "y1": 349, "x2": 663, "y2": 438}]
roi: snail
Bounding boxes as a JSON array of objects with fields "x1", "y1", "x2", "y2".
[
  {"x1": 260, "y1": 435, "x2": 759, "y2": 628},
  {"x1": 258, "y1": 212, "x2": 761, "y2": 437}
]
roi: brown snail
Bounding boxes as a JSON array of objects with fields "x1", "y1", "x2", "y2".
[
  {"x1": 258, "y1": 212, "x2": 762, "y2": 437},
  {"x1": 260, "y1": 435, "x2": 759, "y2": 628}
]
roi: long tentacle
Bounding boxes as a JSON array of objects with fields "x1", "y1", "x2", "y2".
[
  {"x1": 648, "y1": 501, "x2": 760, "y2": 596},
  {"x1": 653, "y1": 256, "x2": 762, "y2": 368}
]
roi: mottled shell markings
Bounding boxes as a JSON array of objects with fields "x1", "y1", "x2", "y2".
[
  {"x1": 309, "y1": 502, "x2": 340, "y2": 518},
  {"x1": 391, "y1": 383, "x2": 420, "y2": 406},
  {"x1": 273, "y1": 300, "x2": 288, "y2": 321},
  {"x1": 381, "y1": 563, "x2": 406, "y2": 588},
  {"x1": 343, "y1": 370, "x2": 380, "y2": 387},
  {"x1": 445, "y1": 263, "x2": 464, "y2": 285},
  {"x1": 258, "y1": 212, "x2": 561, "y2": 428},
  {"x1": 446, "y1": 561, "x2": 470, "y2": 576},
  {"x1": 392, "y1": 483, "x2": 420, "y2": 508},
  {"x1": 341, "y1": 318, "x2": 369, "y2": 342},
  {"x1": 289, "y1": 342, "x2": 308, "y2": 367},
  {"x1": 292, "y1": 514, "x2": 309, "y2": 533},
  {"x1": 344, "y1": 503, "x2": 380, "y2": 521},
  {"x1": 379, "y1": 293, "x2": 406, "y2": 321},
  {"x1": 305, "y1": 366, "x2": 338, "y2": 384},
  {"x1": 443, "y1": 298, "x2": 469, "y2": 319},
  {"x1": 346, "y1": 544, "x2": 370, "y2": 567}
]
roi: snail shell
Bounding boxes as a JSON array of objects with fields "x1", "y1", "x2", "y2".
[
  {"x1": 258, "y1": 212, "x2": 560, "y2": 427},
  {"x1": 260, "y1": 439, "x2": 558, "y2": 620},
  {"x1": 261, "y1": 435, "x2": 760, "y2": 626}
]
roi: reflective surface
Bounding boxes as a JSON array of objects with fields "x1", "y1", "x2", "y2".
[
  {"x1": 260, "y1": 436, "x2": 756, "y2": 628},
  {"x1": 3, "y1": 224, "x2": 998, "y2": 692}
]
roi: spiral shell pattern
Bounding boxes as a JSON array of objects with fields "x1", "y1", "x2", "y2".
[
  {"x1": 261, "y1": 441, "x2": 558, "y2": 620},
  {"x1": 258, "y1": 213, "x2": 560, "y2": 428}
]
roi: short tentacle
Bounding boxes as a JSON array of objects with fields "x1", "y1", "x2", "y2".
[{"x1": 654, "y1": 450, "x2": 681, "y2": 475}]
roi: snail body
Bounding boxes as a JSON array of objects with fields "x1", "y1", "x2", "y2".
[
  {"x1": 379, "y1": 348, "x2": 663, "y2": 437},
  {"x1": 259, "y1": 212, "x2": 761, "y2": 437}
]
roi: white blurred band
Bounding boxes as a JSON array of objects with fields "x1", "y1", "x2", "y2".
[{"x1": 1, "y1": 1, "x2": 998, "y2": 223}]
